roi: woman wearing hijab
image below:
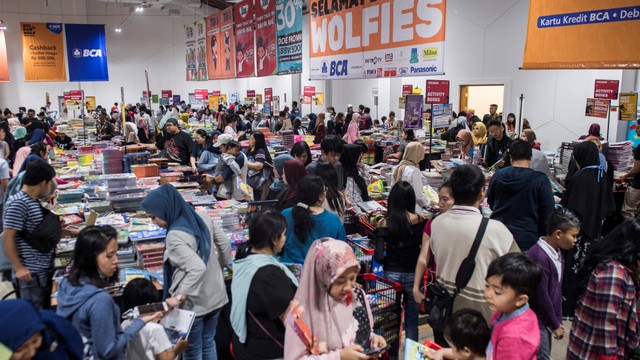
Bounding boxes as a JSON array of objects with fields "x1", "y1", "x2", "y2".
[
  {"x1": 268, "y1": 154, "x2": 294, "y2": 200},
  {"x1": 341, "y1": 144, "x2": 370, "y2": 215},
  {"x1": 456, "y1": 129, "x2": 474, "y2": 161},
  {"x1": 471, "y1": 121, "x2": 488, "y2": 165},
  {"x1": 346, "y1": 113, "x2": 360, "y2": 144},
  {"x1": 276, "y1": 159, "x2": 308, "y2": 211},
  {"x1": 12, "y1": 135, "x2": 49, "y2": 176},
  {"x1": 579, "y1": 123, "x2": 604, "y2": 140},
  {"x1": 391, "y1": 142, "x2": 429, "y2": 213},
  {"x1": 283, "y1": 239, "x2": 386, "y2": 359},
  {"x1": 523, "y1": 129, "x2": 541, "y2": 150},
  {"x1": 560, "y1": 141, "x2": 614, "y2": 316},
  {"x1": 314, "y1": 114, "x2": 326, "y2": 144},
  {"x1": 141, "y1": 184, "x2": 233, "y2": 360},
  {"x1": 123, "y1": 121, "x2": 140, "y2": 145},
  {"x1": 198, "y1": 130, "x2": 222, "y2": 175}
]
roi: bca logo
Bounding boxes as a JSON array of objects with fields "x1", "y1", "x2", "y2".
[
  {"x1": 327, "y1": 60, "x2": 348, "y2": 76},
  {"x1": 73, "y1": 48, "x2": 103, "y2": 58}
]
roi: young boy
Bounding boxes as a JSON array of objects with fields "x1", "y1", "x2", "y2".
[
  {"x1": 215, "y1": 140, "x2": 243, "y2": 199},
  {"x1": 422, "y1": 309, "x2": 491, "y2": 360},
  {"x1": 526, "y1": 208, "x2": 580, "y2": 360},
  {"x1": 484, "y1": 253, "x2": 541, "y2": 360}
]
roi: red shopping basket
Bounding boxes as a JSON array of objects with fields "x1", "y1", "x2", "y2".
[
  {"x1": 347, "y1": 235, "x2": 374, "y2": 273},
  {"x1": 356, "y1": 274, "x2": 403, "y2": 353}
]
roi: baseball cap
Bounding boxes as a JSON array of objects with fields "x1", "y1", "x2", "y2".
[
  {"x1": 347, "y1": 104, "x2": 353, "y2": 108},
  {"x1": 213, "y1": 134, "x2": 234, "y2": 147}
]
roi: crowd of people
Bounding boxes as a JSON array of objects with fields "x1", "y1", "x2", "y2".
[{"x1": 0, "y1": 98, "x2": 638, "y2": 360}]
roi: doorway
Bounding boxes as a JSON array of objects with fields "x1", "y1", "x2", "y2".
[{"x1": 459, "y1": 85, "x2": 504, "y2": 118}]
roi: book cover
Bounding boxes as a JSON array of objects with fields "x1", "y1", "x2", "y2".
[
  {"x1": 404, "y1": 338, "x2": 442, "y2": 360},
  {"x1": 161, "y1": 309, "x2": 196, "y2": 344}
]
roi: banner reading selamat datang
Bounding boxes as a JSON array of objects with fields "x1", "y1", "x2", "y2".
[
  {"x1": 21, "y1": 23, "x2": 66, "y2": 81},
  {"x1": 309, "y1": 0, "x2": 446, "y2": 80},
  {"x1": 522, "y1": 0, "x2": 640, "y2": 69}
]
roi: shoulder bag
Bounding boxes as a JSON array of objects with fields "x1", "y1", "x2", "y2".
[
  {"x1": 426, "y1": 217, "x2": 489, "y2": 332},
  {"x1": 18, "y1": 205, "x2": 62, "y2": 253}
]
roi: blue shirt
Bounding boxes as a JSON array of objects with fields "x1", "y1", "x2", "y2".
[{"x1": 280, "y1": 208, "x2": 347, "y2": 264}]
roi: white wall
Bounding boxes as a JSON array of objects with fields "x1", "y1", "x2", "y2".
[
  {"x1": 0, "y1": 0, "x2": 636, "y2": 151},
  {"x1": 466, "y1": 85, "x2": 504, "y2": 117}
]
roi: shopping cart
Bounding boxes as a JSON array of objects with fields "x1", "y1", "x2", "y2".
[
  {"x1": 347, "y1": 233, "x2": 375, "y2": 274},
  {"x1": 356, "y1": 273, "x2": 403, "y2": 357}
]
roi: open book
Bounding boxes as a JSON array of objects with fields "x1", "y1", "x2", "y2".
[
  {"x1": 160, "y1": 309, "x2": 196, "y2": 344},
  {"x1": 404, "y1": 338, "x2": 442, "y2": 360}
]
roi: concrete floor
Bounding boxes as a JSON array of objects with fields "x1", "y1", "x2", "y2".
[{"x1": 396, "y1": 317, "x2": 572, "y2": 359}]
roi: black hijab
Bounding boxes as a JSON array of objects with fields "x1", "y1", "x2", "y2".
[
  {"x1": 340, "y1": 144, "x2": 369, "y2": 202},
  {"x1": 561, "y1": 141, "x2": 614, "y2": 240}
]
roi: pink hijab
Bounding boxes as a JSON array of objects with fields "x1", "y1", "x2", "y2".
[
  {"x1": 456, "y1": 129, "x2": 473, "y2": 157},
  {"x1": 347, "y1": 113, "x2": 360, "y2": 144},
  {"x1": 285, "y1": 239, "x2": 365, "y2": 357}
]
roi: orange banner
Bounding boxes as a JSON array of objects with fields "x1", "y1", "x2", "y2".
[
  {"x1": 0, "y1": 29, "x2": 8, "y2": 82},
  {"x1": 206, "y1": 13, "x2": 221, "y2": 80},
  {"x1": 219, "y1": 7, "x2": 236, "y2": 79},
  {"x1": 21, "y1": 23, "x2": 67, "y2": 81},
  {"x1": 523, "y1": 1, "x2": 640, "y2": 69}
]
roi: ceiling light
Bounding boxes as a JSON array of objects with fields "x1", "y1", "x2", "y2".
[
  {"x1": 0, "y1": 21, "x2": 6, "y2": 30},
  {"x1": 115, "y1": 27, "x2": 122, "y2": 32},
  {"x1": 136, "y1": 6, "x2": 144, "y2": 12}
]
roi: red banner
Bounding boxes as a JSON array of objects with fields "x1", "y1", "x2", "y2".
[
  {"x1": 265, "y1": 87, "x2": 273, "y2": 102},
  {"x1": 255, "y1": 0, "x2": 277, "y2": 77},
  {"x1": 594, "y1": 79, "x2": 619, "y2": 100},
  {"x1": 211, "y1": 90, "x2": 221, "y2": 96},
  {"x1": 194, "y1": 89, "x2": 208, "y2": 100},
  {"x1": 68, "y1": 90, "x2": 83, "y2": 101},
  {"x1": 402, "y1": 85, "x2": 413, "y2": 96},
  {"x1": 161, "y1": 90, "x2": 172, "y2": 99},
  {"x1": 235, "y1": 0, "x2": 255, "y2": 78},
  {"x1": 247, "y1": 90, "x2": 256, "y2": 97},
  {"x1": 143, "y1": 91, "x2": 151, "y2": 99},
  {"x1": 206, "y1": 13, "x2": 221, "y2": 79},
  {"x1": 304, "y1": 86, "x2": 316, "y2": 97},
  {"x1": 425, "y1": 80, "x2": 450, "y2": 104},
  {"x1": 219, "y1": 8, "x2": 236, "y2": 79}
]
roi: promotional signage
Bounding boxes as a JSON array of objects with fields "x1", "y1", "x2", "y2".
[
  {"x1": 65, "y1": 24, "x2": 109, "y2": 81},
  {"x1": 247, "y1": 90, "x2": 256, "y2": 97},
  {"x1": 194, "y1": 89, "x2": 208, "y2": 100},
  {"x1": 64, "y1": 90, "x2": 83, "y2": 110},
  {"x1": 234, "y1": 0, "x2": 255, "y2": 78},
  {"x1": 309, "y1": 0, "x2": 446, "y2": 79},
  {"x1": 0, "y1": 29, "x2": 9, "y2": 82},
  {"x1": 404, "y1": 94, "x2": 423, "y2": 129},
  {"x1": 219, "y1": 8, "x2": 236, "y2": 79},
  {"x1": 265, "y1": 87, "x2": 273, "y2": 102},
  {"x1": 173, "y1": 95, "x2": 181, "y2": 104},
  {"x1": 211, "y1": 90, "x2": 221, "y2": 96},
  {"x1": 205, "y1": 13, "x2": 221, "y2": 79},
  {"x1": 185, "y1": 22, "x2": 197, "y2": 80},
  {"x1": 161, "y1": 90, "x2": 172, "y2": 99},
  {"x1": 522, "y1": 1, "x2": 640, "y2": 69},
  {"x1": 304, "y1": 86, "x2": 316, "y2": 97},
  {"x1": 196, "y1": 19, "x2": 208, "y2": 81},
  {"x1": 594, "y1": 79, "x2": 619, "y2": 100},
  {"x1": 21, "y1": 22, "x2": 67, "y2": 81},
  {"x1": 585, "y1": 98, "x2": 609, "y2": 119},
  {"x1": 255, "y1": 0, "x2": 278, "y2": 77},
  {"x1": 402, "y1": 85, "x2": 413, "y2": 96},
  {"x1": 432, "y1": 103, "x2": 453, "y2": 129},
  {"x1": 276, "y1": 0, "x2": 303, "y2": 75},
  {"x1": 426, "y1": 80, "x2": 450, "y2": 104},
  {"x1": 620, "y1": 93, "x2": 638, "y2": 121},
  {"x1": 143, "y1": 91, "x2": 151, "y2": 100}
]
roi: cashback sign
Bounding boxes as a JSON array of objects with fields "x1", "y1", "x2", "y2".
[{"x1": 309, "y1": 0, "x2": 446, "y2": 80}]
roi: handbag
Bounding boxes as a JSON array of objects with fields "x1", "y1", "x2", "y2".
[
  {"x1": 247, "y1": 162, "x2": 273, "y2": 191},
  {"x1": 426, "y1": 217, "x2": 489, "y2": 332},
  {"x1": 18, "y1": 205, "x2": 62, "y2": 253}
]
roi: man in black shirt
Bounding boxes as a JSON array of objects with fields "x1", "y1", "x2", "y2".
[
  {"x1": 483, "y1": 118, "x2": 512, "y2": 169},
  {"x1": 152, "y1": 118, "x2": 193, "y2": 165}
]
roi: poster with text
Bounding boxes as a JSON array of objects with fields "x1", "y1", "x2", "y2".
[
  {"x1": 206, "y1": 13, "x2": 221, "y2": 79},
  {"x1": 432, "y1": 103, "x2": 452, "y2": 129},
  {"x1": 309, "y1": 0, "x2": 446, "y2": 80},
  {"x1": 404, "y1": 95, "x2": 423, "y2": 129},
  {"x1": 196, "y1": 19, "x2": 208, "y2": 81},
  {"x1": 585, "y1": 98, "x2": 608, "y2": 119},
  {"x1": 620, "y1": 93, "x2": 638, "y2": 121},
  {"x1": 219, "y1": 7, "x2": 236, "y2": 79},
  {"x1": 0, "y1": 29, "x2": 8, "y2": 82},
  {"x1": 523, "y1": 1, "x2": 640, "y2": 69},
  {"x1": 235, "y1": 0, "x2": 256, "y2": 78},
  {"x1": 65, "y1": 24, "x2": 109, "y2": 81},
  {"x1": 276, "y1": 0, "x2": 303, "y2": 74},
  {"x1": 255, "y1": 0, "x2": 277, "y2": 76},
  {"x1": 185, "y1": 22, "x2": 198, "y2": 81},
  {"x1": 21, "y1": 23, "x2": 66, "y2": 81}
]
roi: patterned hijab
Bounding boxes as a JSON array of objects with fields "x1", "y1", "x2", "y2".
[{"x1": 287, "y1": 239, "x2": 361, "y2": 354}]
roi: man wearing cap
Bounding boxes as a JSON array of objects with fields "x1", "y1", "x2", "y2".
[
  {"x1": 205, "y1": 134, "x2": 248, "y2": 200},
  {"x1": 347, "y1": 104, "x2": 354, "y2": 115},
  {"x1": 145, "y1": 118, "x2": 193, "y2": 165}
]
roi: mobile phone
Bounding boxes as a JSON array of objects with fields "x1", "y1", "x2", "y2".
[
  {"x1": 134, "y1": 302, "x2": 168, "y2": 317},
  {"x1": 362, "y1": 344, "x2": 390, "y2": 356}
]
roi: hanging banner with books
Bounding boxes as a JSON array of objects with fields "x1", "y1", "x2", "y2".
[
  {"x1": 276, "y1": 0, "x2": 303, "y2": 75},
  {"x1": 620, "y1": 93, "x2": 638, "y2": 121},
  {"x1": 404, "y1": 95, "x2": 424, "y2": 129},
  {"x1": 308, "y1": 0, "x2": 446, "y2": 80},
  {"x1": 255, "y1": 0, "x2": 277, "y2": 77},
  {"x1": 219, "y1": 7, "x2": 236, "y2": 79},
  {"x1": 0, "y1": 29, "x2": 8, "y2": 82},
  {"x1": 65, "y1": 24, "x2": 109, "y2": 81},
  {"x1": 234, "y1": 0, "x2": 256, "y2": 78},
  {"x1": 185, "y1": 22, "x2": 198, "y2": 81},
  {"x1": 196, "y1": 19, "x2": 208, "y2": 81},
  {"x1": 522, "y1": 0, "x2": 640, "y2": 69},
  {"x1": 21, "y1": 22, "x2": 66, "y2": 81},
  {"x1": 206, "y1": 13, "x2": 221, "y2": 79}
]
